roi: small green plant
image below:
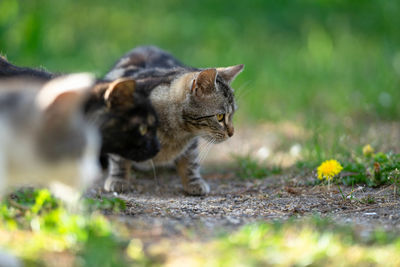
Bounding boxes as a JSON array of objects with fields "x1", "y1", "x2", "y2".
[
  {"x1": 234, "y1": 155, "x2": 281, "y2": 179},
  {"x1": 360, "y1": 195, "x2": 376, "y2": 204},
  {"x1": 8, "y1": 188, "x2": 58, "y2": 213},
  {"x1": 0, "y1": 189, "x2": 136, "y2": 266},
  {"x1": 316, "y1": 145, "x2": 400, "y2": 188},
  {"x1": 84, "y1": 197, "x2": 127, "y2": 213},
  {"x1": 340, "y1": 161, "x2": 370, "y2": 185},
  {"x1": 169, "y1": 217, "x2": 400, "y2": 266}
]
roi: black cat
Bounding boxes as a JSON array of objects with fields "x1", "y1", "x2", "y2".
[
  {"x1": 85, "y1": 78, "x2": 160, "y2": 162},
  {"x1": 0, "y1": 56, "x2": 54, "y2": 80}
]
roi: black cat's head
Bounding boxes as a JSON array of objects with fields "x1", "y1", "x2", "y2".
[{"x1": 89, "y1": 78, "x2": 160, "y2": 161}]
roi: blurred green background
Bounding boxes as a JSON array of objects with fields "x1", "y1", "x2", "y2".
[
  {"x1": 2, "y1": 3, "x2": 400, "y2": 264},
  {"x1": 1, "y1": 0, "x2": 399, "y2": 123}
]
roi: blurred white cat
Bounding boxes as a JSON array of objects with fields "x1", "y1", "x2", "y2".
[{"x1": 0, "y1": 74, "x2": 101, "y2": 204}]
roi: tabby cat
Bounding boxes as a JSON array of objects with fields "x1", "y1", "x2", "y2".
[
  {"x1": 0, "y1": 56, "x2": 160, "y2": 192},
  {"x1": 105, "y1": 46, "x2": 244, "y2": 195},
  {"x1": 0, "y1": 74, "x2": 100, "y2": 203}
]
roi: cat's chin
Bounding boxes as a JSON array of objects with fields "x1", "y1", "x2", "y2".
[
  {"x1": 214, "y1": 138, "x2": 228, "y2": 144},
  {"x1": 202, "y1": 135, "x2": 228, "y2": 144}
]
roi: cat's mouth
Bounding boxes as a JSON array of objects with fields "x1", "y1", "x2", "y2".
[{"x1": 202, "y1": 133, "x2": 229, "y2": 144}]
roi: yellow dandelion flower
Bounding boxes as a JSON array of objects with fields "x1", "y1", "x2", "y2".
[
  {"x1": 317, "y1": 159, "x2": 343, "y2": 181},
  {"x1": 362, "y1": 144, "x2": 374, "y2": 157}
]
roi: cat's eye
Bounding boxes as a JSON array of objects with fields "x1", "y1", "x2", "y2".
[
  {"x1": 216, "y1": 114, "x2": 225, "y2": 122},
  {"x1": 139, "y1": 124, "x2": 148, "y2": 136}
]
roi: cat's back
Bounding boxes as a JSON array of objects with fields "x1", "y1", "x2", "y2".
[
  {"x1": 0, "y1": 56, "x2": 53, "y2": 80},
  {"x1": 110, "y1": 45, "x2": 187, "y2": 70},
  {"x1": 105, "y1": 46, "x2": 196, "y2": 95}
]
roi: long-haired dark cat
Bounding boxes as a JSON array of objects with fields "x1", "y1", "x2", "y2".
[
  {"x1": 0, "y1": 55, "x2": 54, "y2": 80},
  {"x1": 85, "y1": 78, "x2": 160, "y2": 191},
  {"x1": 0, "y1": 56, "x2": 160, "y2": 192},
  {"x1": 106, "y1": 46, "x2": 244, "y2": 195},
  {"x1": 0, "y1": 74, "x2": 100, "y2": 204}
]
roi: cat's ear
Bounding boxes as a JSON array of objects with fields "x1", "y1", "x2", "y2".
[
  {"x1": 192, "y1": 68, "x2": 217, "y2": 97},
  {"x1": 216, "y1": 64, "x2": 244, "y2": 84},
  {"x1": 36, "y1": 73, "x2": 94, "y2": 115},
  {"x1": 104, "y1": 78, "x2": 136, "y2": 109}
]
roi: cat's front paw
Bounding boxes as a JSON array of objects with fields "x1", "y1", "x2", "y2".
[
  {"x1": 184, "y1": 178, "x2": 210, "y2": 196},
  {"x1": 104, "y1": 177, "x2": 134, "y2": 193}
]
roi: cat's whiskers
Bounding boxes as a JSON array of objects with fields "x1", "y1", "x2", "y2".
[
  {"x1": 195, "y1": 140, "x2": 210, "y2": 163},
  {"x1": 198, "y1": 138, "x2": 215, "y2": 164},
  {"x1": 149, "y1": 159, "x2": 159, "y2": 186},
  {"x1": 200, "y1": 138, "x2": 215, "y2": 163},
  {"x1": 196, "y1": 134, "x2": 213, "y2": 149},
  {"x1": 195, "y1": 140, "x2": 208, "y2": 163},
  {"x1": 235, "y1": 80, "x2": 251, "y2": 98},
  {"x1": 235, "y1": 80, "x2": 252, "y2": 104}
]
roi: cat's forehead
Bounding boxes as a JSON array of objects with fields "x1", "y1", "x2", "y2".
[
  {"x1": 216, "y1": 76, "x2": 234, "y2": 97},
  {"x1": 124, "y1": 98, "x2": 158, "y2": 123},
  {"x1": 215, "y1": 76, "x2": 236, "y2": 111}
]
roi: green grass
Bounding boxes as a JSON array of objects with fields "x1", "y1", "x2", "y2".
[
  {"x1": 1, "y1": 0, "x2": 399, "y2": 169},
  {"x1": 234, "y1": 145, "x2": 400, "y2": 190},
  {"x1": 146, "y1": 216, "x2": 400, "y2": 266},
  {"x1": 1, "y1": 1, "x2": 400, "y2": 265},
  {"x1": 3, "y1": 191, "x2": 400, "y2": 266},
  {"x1": 1, "y1": 0, "x2": 399, "y2": 123},
  {"x1": 234, "y1": 155, "x2": 281, "y2": 179},
  {"x1": 1, "y1": 0, "x2": 398, "y2": 168},
  {"x1": 322, "y1": 148, "x2": 400, "y2": 188},
  {"x1": 0, "y1": 189, "x2": 135, "y2": 266},
  {"x1": 84, "y1": 196, "x2": 127, "y2": 213}
]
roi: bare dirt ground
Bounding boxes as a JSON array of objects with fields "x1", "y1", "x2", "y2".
[
  {"x1": 96, "y1": 122, "x2": 400, "y2": 244},
  {"x1": 99, "y1": 172, "x2": 400, "y2": 244}
]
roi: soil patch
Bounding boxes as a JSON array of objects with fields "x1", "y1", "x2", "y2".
[{"x1": 96, "y1": 170, "x2": 400, "y2": 244}]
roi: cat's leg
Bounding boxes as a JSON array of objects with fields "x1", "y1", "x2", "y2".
[
  {"x1": 104, "y1": 154, "x2": 133, "y2": 193},
  {"x1": 175, "y1": 139, "x2": 210, "y2": 196}
]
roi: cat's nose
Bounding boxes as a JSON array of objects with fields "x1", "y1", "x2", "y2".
[{"x1": 227, "y1": 126, "x2": 234, "y2": 137}]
